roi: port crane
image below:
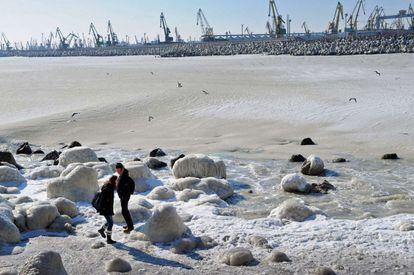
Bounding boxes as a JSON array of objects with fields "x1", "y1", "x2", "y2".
[
  {"x1": 160, "y1": 12, "x2": 173, "y2": 43},
  {"x1": 1, "y1": 33, "x2": 13, "y2": 50},
  {"x1": 55, "y1": 28, "x2": 78, "y2": 49},
  {"x1": 302, "y1": 22, "x2": 310, "y2": 34},
  {"x1": 346, "y1": 0, "x2": 366, "y2": 33},
  {"x1": 365, "y1": 6, "x2": 385, "y2": 30},
  {"x1": 106, "y1": 21, "x2": 119, "y2": 46},
  {"x1": 327, "y1": 2, "x2": 344, "y2": 34},
  {"x1": 408, "y1": 4, "x2": 414, "y2": 30},
  {"x1": 174, "y1": 27, "x2": 184, "y2": 43},
  {"x1": 89, "y1": 23, "x2": 104, "y2": 47},
  {"x1": 268, "y1": 0, "x2": 286, "y2": 38},
  {"x1": 197, "y1": 9, "x2": 214, "y2": 41}
]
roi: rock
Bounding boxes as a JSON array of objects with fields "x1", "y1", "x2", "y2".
[
  {"x1": 98, "y1": 157, "x2": 107, "y2": 163},
  {"x1": 170, "y1": 154, "x2": 185, "y2": 168},
  {"x1": 26, "y1": 202, "x2": 60, "y2": 230},
  {"x1": 27, "y1": 166, "x2": 63, "y2": 180},
  {"x1": 139, "y1": 204, "x2": 186, "y2": 243},
  {"x1": 0, "y1": 151, "x2": 23, "y2": 170},
  {"x1": 0, "y1": 186, "x2": 6, "y2": 193},
  {"x1": 281, "y1": 173, "x2": 311, "y2": 194},
  {"x1": 267, "y1": 250, "x2": 291, "y2": 263},
  {"x1": 58, "y1": 147, "x2": 98, "y2": 167},
  {"x1": 133, "y1": 197, "x2": 153, "y2": 209},
  {"x1": 171, "y1": 177, "x2": 233, "y2": 199},
  {"x1": 63, "y1": 162, "x2": 113, "y2": 179},
  {"x1": 105, "y1": 258, "x2": 132, "y2": 273},
  {"x1": 0, "y1": 215, "x2": 20, "y2": 243},
  {"x1": 220, "y1": 247, "x2": 254, "y2": 266},
  {"x1": 48, "y1": 215, "x2": 72, "y2": 232},
  {"x1": 133, "y1": 158, "x2": 141, "y2": 162},
  {"x1": 314, "y1": 267, "x2": 337, "y2": 275},
  {"x1": 269, "y1": 198, "x2": 317, "y2": 222},
  {"x1": 33, "y1": 149, "x2": 45, "y2": 155},
  {"x1": 332, "y1": 158, "x2": 347, "y2": 163},
  {"x1": 144, "y1": 158, "x2": 167, "y2": 170},
  {"x1": 301, "y1": 138, "x2": 316, "y2": 145},
  {"x1": 301, "y1": 155, "x2": 325, "y2": 176},
  {"x1": 0, "y1": 166, "x2": 26, "y2": 187},
  {"x1": 149, "y1": 148, "x2": 166, "y2": 157},
  {"x1": 52, "y1": 197, "x2": 78, "y2": 218},
  {"x1": 113, "y1": 196, "x2": 152, "y2": 223},
  {"x1": 194, "y1": 194, "x2": 227, "y2": 207},
  {"x1": 41, "y1": 150, "x2": 60, "y2": 162},
  {"x1": 382, "y1": 153, "x2": 399, "y2": 160},
  {"x1": 248, "y1": 236, "x2": 269, "y2": 248},
  {"x1": 171, "y1": 238, "x2": 197, "y2": 254},
  {"x1": 68, "y1": 141, "x2": 82, "y2": 149},
  {"x1": 195, "y1": 235, "x2": 218, "y2": 249},
  {"x1": 64, "y1": 223, "x2": 75, "y2": 234},
  {"x1": 91, "y1": 241, "x2": 105, "y2": 249},
  {"x1": 16, "y1": 142, "x2": 32, "y2": 155},
  {"x1": 47, "y1": 165, "x2": 98, "y2": 202},
  {"x1": 13, "y1": 210, "x2": 27, "y2": 231},
  {"x1": 124, "y1": 162, "x2": 155, "y2": 193},
  {"x1": 9, "y1": 196, "x2": 33, "y2": 205},
  {"x1": 0, "y1": 269, "x2": 18, "y2": 275},
  {"x1": 19, "y1": 251, "x2": 68, "y2": 275},
  {"x1": 147, "y1": 186, "x2": 175, "y2": 200},
  {"x1": 310, "y1": 180, "x2": 336, "y2": 194},
  {"x1": 172, "y1": 154, "x2": 226, "y2": 179},
  {"x1": 177, "y1": 189, "x2": 205, "y2": 202},
  {"x1": 289, "y1": 154, "x2": 306, "y2": 163},
  {"x1": 85, "y1": 232, "x2": 100, "y2": 238},
  {"x1": 395, "y1": 221, "x2": 414, "y2": 231},
  {"x1": 6, "y1": 187, "x2": 19, "y2": 194}
]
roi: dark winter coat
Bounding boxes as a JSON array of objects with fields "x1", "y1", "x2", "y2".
[
  {"x1": 116, "y1": 169, "x2": 135, "y2": 199},
  {"x1": 98, "y1": 183, "x2": 115, "y2": 216}
]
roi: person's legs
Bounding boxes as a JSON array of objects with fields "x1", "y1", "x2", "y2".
[
  {"x1": 98, "y1": 218, "x2": 107, "y2": 238},
  {"x1": 121, "y1": 197, "x2": 134, "y2": 230},
  {"x1": 104, "y1": 215, "x2": 116, "y2": 244}
]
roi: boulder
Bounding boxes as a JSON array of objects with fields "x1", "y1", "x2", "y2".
[
  {"x1": 194, "y1": 194, "x2": 227, "y2": 207},
  {"x1": 394, "y1": 221, "x2": 414, "y2": 232},
  {"x1": 16, "y1": 142, "x2": 32, "y2": 155},
  {"x1": 113, "y1": 196, "x2": 152, "y2": 223},
  {"x1": 105, "y1": 258, "x2": 132, "y2": 273},
  {"x1": 0, "y1": 166, "x2": 26, "y2": 187},
  {"x1": 33, "y1": 149, "x2": 45, "y2": 155},
  {"x1": 19, "y1": 251, "x2": 68, "y2": 275},
  {"x1": 171, "y1": 154, "x2": 185, "y2": 168},
  {"x1": 0, "y1": 214, "x2": 20, "y2": 243},
  {"x1": 98, "y1": 157, "x2": 107, "y2": 163},
  {"x1": 47, "y1": 165, "x2": 99, "y2": 202},
  {"x1": 281, "y1": 173, "x2": 311, "y2": 194},
  {"x1": 144, "y1": 158, "x2": 167, "y2": 170},
  {"x1": 289, "y1": 154, "x2": 306, "y2": 163},
  {"x1": 248, "y1": 236, "x2": 269, "y2": 248},
  {"x1": 269, "y1": 199, "x2": 317, "y2": 222},
  {"x1": 91, "y1": 241, "x2": 105, "y2": 249},
  {"x1": 68, "y1": 141, "x2": 82, "y2": 149},
  {"x1": 172, "y1": 154, "x2": 226, "y2": 179},
  {"x1": 220, "y1": 247, "x2": 254, "y2": 266},
  {"x1": 27, "y1": 166, "x2": 63, "y2": 180},
  {"x1": 41, "y1": 150, "x2": 60, "y2": 162},
  {"x1": 0, "y1": 186, "x2": 6, "y2": 193},
  {"x1": 48, "y1": 215, "x2": 72, "y2": 232},
  {"x1": 149, "y1": 148, "x2": 166, "y2": 157},
  {"x1": 6, "y1": 187, "x2": 19, "y2": 194},
  {"x1": 301, "y1": 138, "x2": 316, "y2": 145},
  {"x1": 58, "y1": 147, "x2": 98, "y2": 167},
  {"x1": 382, "y1": 153, "x2": 399, "y2": 160},
  {"x1": 267, "y1": 250, "x2": 291, "y2": 263},
  {"x1": 0, "y1": 269, "x2": 18, "y2": 275},
  {"x1": 139, "y1": 204, "x2": 186, "y2": 243},
  {"x1": 310, "y1": 180, "x2": 336, "y2": 194},
  {"x1": 9, "y1": 196, "x2": 33, "y2": 205},
  {"x1": 314, "y1": 267, "x2": 337, "y2": 275},
  {"x1": 147, "y1": 186, "x2": 175, "y2": 200},
  {"x1": 177, "y1": 189, "x2": 205, "y2": 202},
  {"x1": 0, "y1": 151, "x2": 23, "y2": 170},
  {"x1": 124, "y1": 162, "x2": 155, "y2": 193},
  {"x1": 171, "y1": 238, "x2": 197, "y2": 254},
  {"x1": 62, "y1": 162, "x2": 113, "y2": 179},
  {"x1": 301, "y1": 155, "x2": 325, "y2": 176},
  {"x1": 26, "y1": 202, "x2": 60, "y2": 230},
  {"x1": 332, "y1": 158, "x2": 347, "y2": 163},
  {"x1": 171, "y1": 177, "x2": 233, "y2": 199},
  {"x1": 52, "y1": 197, "x2": 78, "y2": 218}
]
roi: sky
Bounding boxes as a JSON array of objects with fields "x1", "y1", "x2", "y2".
[{"x1": 0, "y1": 0, "x2": 412, "y2": 43}]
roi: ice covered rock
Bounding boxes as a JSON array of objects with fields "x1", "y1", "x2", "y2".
[
  {"x1": 0, "y1": 151, "x2": 23, "y2": 170},
  {"x1": 220, "y1": 247, "x2": 254, "y2": 266},
  {"x1": 0, "y1": 205, "x2": 20, "y2": 243},
  {"x1": 194, "y1": 194, "x2": 227, "y2": 207},
  {"x1": 0, "y1": 166, "x2": 26, "y2": 187},
  {"x1": 301, "y1": 155, "x2": 325, "y2": 176},
  {"x1": 144, "y1": 158, "x2": 167, "y2": 170},
  {"x1": 281, "y1": 173, "x2": 311, "y2": 194},
  {"x1": 124, "y1": 161, "x2": 155, "y2": 193},
  {"x1": 248, "y1": 236, "x2": 269, "y2": 248},
  {"x1": 27, "y1": 166, "x2": 63, "y2": 180},
  {"x1": 113, "y1": 196, "x2": 152, "y2": 223},
  {"x1": 105, "y1": 258, "x2": 132, "y2": 273},
  {"x1": 147, "y1": 186, "x2": 175, "y2": 200},
  {"x1": 171, "y1": 238, "x2": 197, "y2": 254},
  {"x1": 52, "y1": 197, "x2": 78, "y2": 218},
  {"x1": 58, "y1": 146, "x2": 98, "y2": 167},
  {"x1": 171, "y1": 177, "x2": 233, "y2": 199},
  {"x1": 91, "y1": 241, "x2": 105, "y2": 249},
  {"x1": 9, "y1": 196, "x2": 33, "y2": 205},
  {"x1": 26, "y1": 202, "x2": 59, "y2": 230},
  {"x1": 139, "y1": 204, "x2": 186, "y2": 243},
  {"x1": 47, "y1": 165, "x2": 98, "y2": 202},
  {"x1": 62, "y1": 162, "x2": 113, "y2": 179},
  {"x1": 19, "y1": 251, "x2": 68, "y2": 275},
  {"x1": 171, "y1": 154, "x2": 185, "y2": 168},
  {"x1": 269, "y1": 198, "x2": 318, "y2": 222},
  {"x1": 267, "y1": 250, "x2": 291, "y2": 263},
  {"x1": 177, "y1": 189, "x2": 205, "y2": 202},
  {"x1": 48, "y1": 215, "x2": 72, "y2": 232},
  {"x1": 394, "y1": 221, "x2": 414, "y2": 231},
  {"x1": 172, "y1": 154, "x2": 226, "y2": 179},
  {"x1": 16, "y1": 142, "x2": 32, "y2": 155}
]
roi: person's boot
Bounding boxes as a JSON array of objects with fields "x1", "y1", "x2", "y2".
[
  {"x1": 98, "y1": 226, "x2": 106, "y2": 238},
  {"x1": 123, "y1": 227, "x2": 134, "y2": 234},
  {"x1": 106, "y1": 231, "x2": 116, "y2": 244}
]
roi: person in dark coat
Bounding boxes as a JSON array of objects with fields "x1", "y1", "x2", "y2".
[
  {"x1": 115, "y1": 163, "x2": 135, "y2": 233},
  {"x1": 98, "y1": 175, "x2": 117, "y2": 244}
]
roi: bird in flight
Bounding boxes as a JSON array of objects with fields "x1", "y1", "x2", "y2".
[
  {"x1": 148, "y1": 116, "x2": 154, "y2": 122},
  {"x1": 71, "y1": 113, "x2": 80, "y2": 118},
  {"x1": 177, "y1": 82, "x2": 183, "y2": 88},
  {"x1": 202, "y1": 90, "x2": 209, "y2": 95},
  {"x1": 150, "y1": 72, "x2": 154, "y2": 75},
  {"x1": 349, "y1": 98, "x2": 357, "y2": 103},
  {"x1": 375, "y1": 71, "x2": 381, "y2": 76}
]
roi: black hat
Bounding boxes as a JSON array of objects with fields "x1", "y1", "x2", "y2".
[{"x1": 115, "y1": 163, "x2": 124, "y2": 169}]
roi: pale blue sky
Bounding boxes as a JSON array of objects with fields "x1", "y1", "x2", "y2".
[{"x1": 0, "y1": 0, "x2": 412, "y2": 43}]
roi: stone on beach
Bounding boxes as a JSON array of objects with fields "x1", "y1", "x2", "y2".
[
  {"x1": 177, "y1": 189, "x2": 205, "y2": 202},
  {"x1": 269, "y1": 198, "x2": 318, "y2": 222},
  {"x1": 301, "y1": 155, "x2": 325, "y2": 176},
  {"x1": 27, "y1": 166, "x2": 63, "y2": 180},
  {"x1": 289, "y1": 154, "x2": 306, "y2": 162},
  {"x1": 281, "y1": 173, "x2": 311, "y2": 194},
  {"x1": 171, "y1": 177, "x2": 233, "y2": 199},
  {"x1": 16, "y1": 142, "x2": 32, "y2": 155},
  {"x1": 314, "y1": 267, "x2": 337, "y2": 275},
  {"x1": 147, "y1": 186, "x2": 175, "y2": 200},
  {"x1": 48, "y1": 215, "x2": 72, "y2": 232},
  {"x1": 58, "y1": 146, "x2": 99, "y2": 167},
  {"x1": 382, "y1": 153, "x2": 399, "y2": 160},
  {"x1": 144, "y1": 157, "x2": 168, "y2": 170},
  {"x1": 172, "y1": 154, "x2": 226, "y2": 179},
  {"x1": 123, "y1": 161, "x2": 155, "y2": 193},
  {"x1": 301, "y1": 138, "x2": 316, "y2": 145},
  {"x1": 105, "y1": 258, "x2": 132, "y2": 273},
  {"x1": 149, "y1": 148, "x2": 166, "y2": 157},
  {"x1": 267, "y1": 250, "x2": 291, "y2": 263},
  {"x1": 52, "y1": 197, "x2": 78, "y2": 218},
  {"x1": 41, "y1": 150, "x2": 60, "y2": 162},
  {"x1": 26, "y1": 202, "x2": 60, "y2": 230},
  {"x1": 0, "y1": 208, "x2": 20, "y2": 243},
  {"x1": 248, "y1": 236, "x2": 269, "y2": 248},
  {"x1": 0, "y1": 166, "x2": 26, "y2": 187},
  {"x1": 0, "y1": 151, "x2": 23, "y2": 170},
  {"x1": 220, "y1": 247, "x2": 254, "y2": 266},
  {"x1": 394, "y1": 221, "x2": 414, "y2": 231},
  {"x1": 19, "y1": 251, "x2": 68, "y2": 275},
  {"x1": 170, "y1": 154, "x2": 185, "y2": 168},
  {"x1": 113, "y1": 196, "x2": 152, "y2": 223}
]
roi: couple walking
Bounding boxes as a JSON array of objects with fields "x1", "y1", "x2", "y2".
[{"x1": 96, "y1": 163, "x2": 135, "y2": 244}]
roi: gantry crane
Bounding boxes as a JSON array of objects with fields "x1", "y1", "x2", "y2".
[
  {"x1": 268, "y1": 0, "x2": 286, "y2": 38},
  {"x1": 244, "y1": 27, "x2": 253, "y2": 37},
  {"x1": 365, "y1": 6, "x2": 386, "y2": 30},
  {"x1": 89, "y1": 23, "x2": 104, "y2": 47},
  {"x1": 346, "y1": 0, "x2": 366, "y2": 33},
  {"x1": 175, "y1": 27, "x2": 184, "y2": 43},
  {"x1": 106, "y1": 20, "x2": 119, "y2": 46},
  {"x1": 160, "y1": 12, "x2": 173, "y2": 43},
  {"x1": 197, "y1": 9, "x2": 214, "y2": 41},
  {"x1": 45, "y1": 32, "x2": 54, "y2": 49},
  {"x1": 55, "y1": 28, "x2": 78, "y2": 49},
  {"x1": 1, "y1": 33, "x2": 13, "y2": 51},
  {"x1": 328, "y1": 2, "x2": 344, "y2": 34},
  {"x1": 302, "y1": 22, "x2": 310, "y2": 34}
]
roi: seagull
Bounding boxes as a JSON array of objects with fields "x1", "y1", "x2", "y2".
[
  {"x1": 349, "y1": 98, "x2": 357, "y2": 103},
  {"x1": 202, "y1": 90, "x2": 209, "y2": 95},
  {"x1": 71, "y1": 112, "x2": 80, "y2": 118},
  {"x1": 177, "y1": 82, "x2": 183, "y2": 88},
  {"x1": 150, "y1": 72, "x2": 154, "y2": 75},
  {"x1": 375, "y1": 71, "x2": 381, "y2": 76},
  {"x1": 148, "y1": 116, "x2": 154, "y2": 122}
]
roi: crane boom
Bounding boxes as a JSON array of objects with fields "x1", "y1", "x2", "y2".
[
  {"x1": 197, "y1": 8, "x2": 214, "y2": 41},
  {"x1": 302, "y1": 22, "x2": 310, "y2": 34},
  {"x1": 1, "y1": 33, "x2": 13, "y2": 51},
  {"x1": 268, "y1": 0, "x2": 286, "y2": 38},
  {"x1": 89, "y1": 23, "x2": 104, "y2": 47},
  {"x1": 347, "y1": 0, "x2": 366, "y2": 32},
  {"x1": 106, "y1": 20, "x2": 119, "y2": 46},
  {"x1": 328, "y1": 2, "x2": 344, "y2": 34},
  {"x1": 408, "y1": 4, "x2": 414, "y2": 30},
  {"x1": 160, "y1": 12, "x2": 173, "y2": 43}
]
